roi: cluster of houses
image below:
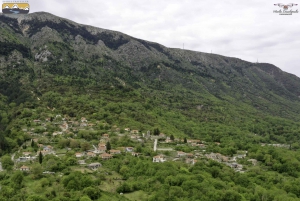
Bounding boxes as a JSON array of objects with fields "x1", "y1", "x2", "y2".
[
  {"x1": 17, "y1": 119, "x2": 149, "y2": 172},
  {"x1": 16, "y1": 143, "x2": 55, "y2": 163},
  {"x1": 151, "y1": 139, "x2": 254, "y2": 172},
  {"x1": 205, "y1": 152, "x2": 250, "y2": 172},
  {"x1": 13, "y1": 116, "x2": 259, "y2": 173},
  {"x1": 30, "y1": 116, "x2": 97, "y2": 137},
  {"x1": 74, "y1": 132, "x2": 139, "y2": 159},
  {"x1": 152, "y1": 150, "x2": 250, "y2": 172}
]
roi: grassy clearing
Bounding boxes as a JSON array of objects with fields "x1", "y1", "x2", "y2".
[
  {"x1": 123, "y1": 190, "x2": 149, "y2": 201},
  {"x1": 99, "y1": 169, "x2": 123, "y2": 193},
  {"x1": 71, "y1": 166, "x2": 93, "y2": 173}
]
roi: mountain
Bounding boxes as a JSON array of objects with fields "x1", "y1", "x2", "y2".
[
  {"x1": 3, "y1": 11, "x2": 300, "y2": 201},
  {"x1": 1, "y1": 12, "x2": 300, "y2": 146}
]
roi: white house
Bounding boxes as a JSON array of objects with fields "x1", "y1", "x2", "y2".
[{"x1": 153, "y1": 155, "x2": 166, "y2": 163}]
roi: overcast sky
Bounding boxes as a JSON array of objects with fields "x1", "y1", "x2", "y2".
[{"x1": 28, "y1": 0, "x2": 300, "y2": 77}]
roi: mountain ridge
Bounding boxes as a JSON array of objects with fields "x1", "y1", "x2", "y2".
[{"x1": 1, "y1": 12, "x2": 300, "y2": 121}]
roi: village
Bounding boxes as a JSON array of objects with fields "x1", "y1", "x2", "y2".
[{"x1": 1, "y1": 115, "x2": 263, "y2": 174}]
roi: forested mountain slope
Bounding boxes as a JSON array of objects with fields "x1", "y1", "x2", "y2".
[
  {"x1": 2, "y1": 12, "x2": 300, "y2": 201},
  {"x1": 1, "y1": 11, "x2": 300, "y2": 152}
]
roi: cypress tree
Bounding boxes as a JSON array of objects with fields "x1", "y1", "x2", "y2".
[
  {"x1": 170, "y1": 134, "x2": 175, "y2": 141},
  {"x1": 106, "y1": 141, "x2": 111, "y2": 151},
  {"x1": 39, "y1": 151, "x2": 43, "y2": 164}
]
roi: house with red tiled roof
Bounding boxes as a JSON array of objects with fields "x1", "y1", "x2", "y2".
[
  {"x1": 130, "y1": 134, "x2": 138, "y2": 139},
  {"x1": 75, "y1": 152, "x2": 84, "y2": 158},
  {"x1": 81, "y1": 117, "x2": 87, "y2": 123},
  {"x1": 131, "y1": 130, "x2": 139, "y2": 134},
  {"x1": 88, "y1": 123, "x2": 95, "y2": 127},
  {"x1": 153, "y1": 155, "x2": 166, "y2": 163},
  {"x1": 32, "y1": 138, "x2": 39, "y2": 143},
  {"x1": 87, "y1": 152, "x2": 96, "y2": 157},
  {"x1": 98, "y1": 143, "x2": 107, "y2": 152},
  {"x1": 20, "y1": 165, "x2": 30, "y2": 171},
  {"x1": 23, "y1": 152, "x2": 32, "y2": 156},
  {"x1": 102, "y1": 134, "x2": 109, "y2": 139},
  {"x1": 100, "y1": 153, "x2": 113, "y2": 160},
  {"x1": 110, "y1": 150, "x2": 121, "y2": 155},
  {"x1": 186, "y1": 153, "x2": 194, "y2": 158},
  {"x1": 165, "y1": 137, "x2": 173, "y2": 143},
  {"x1": 159, "y1": 133, "x2": 166, "y2": 138},
  {"x1": 177, "y1": 151, "x2": 186, "y2": 157},
  {"x1": 37, "y1": 150, "x2": 50, "y2": 156}
]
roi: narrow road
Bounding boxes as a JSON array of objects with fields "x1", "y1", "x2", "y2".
[
  {"x1": 93, "y1": 145, "x2": 98, "y2": 151},
  {"x1": 157, "y1": 148, "x2": 173, "y2": 151},
  {"x1": 11, "y1": 153, "x2": 15, "y2": 161},
  {"x1": 154, "y1": 139, "x2": 157, "y2": 151}
]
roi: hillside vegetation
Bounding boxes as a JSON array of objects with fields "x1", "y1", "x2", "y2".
[{"x1": 1, "y1": 12, "x2": 300, "y2": 201}]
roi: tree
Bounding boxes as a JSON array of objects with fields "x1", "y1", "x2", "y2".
[
  {"x1": 80, "y1": 196, "x2": 92, "y2": 201},
  {"x1": 170, "y1": 135, "x2": 175, "y2": 141},
  {"x1": 39, "y1": 151, "x2": 43, "y2": 164},
  {"x1": 31, "y1": 140, "x2": 35, "y2": 147},
  {"x1": 184, "y1": 137, "x2": 187, "y2": 143},
  {"x1": 116, "y1": 182, "x2": 131, "y2": 193},
  {"x1": 0, "y1": 133, "x2": 9, "y2": 155},
  {"x1": 31, "y1": 163, "x2": 43, "y2": 179},
  {"x1": 106, "y1": 141, "x2": 111, "y2": 151},
  {"x1": 223, "y1": 190, "x2": 242, "y2": 201},
  {"x1": 40, "y1": 178, "x2": 50, "y2": 188},
  {"x1": 136, "y1": 145, "x2": 142, "y2": 153},
  {"x1": 83, "y1": 187, "x2": 100, "y2": 200},
  {"x1": 11, "y1": 171, "x2": 24, "y2": 189},
  {"x1": 27, "y1": 195, "x2": 47, "y2": 201},
  {"x1": 154, "y1": 128, "x2": 160, "y2": 136},
  {"x1": 58, "y1": 139, "x2": 70, "y2": 149},
  {"x1": 81, "y1": 142, "x2": 91, "y2": 151},
  {"x1": 169, "y1": 186, "x2": 184, "y2": 200},
  {"x1": 1, "y1": 186, "x2": 14, "y2": 200},
  {"x1": 70, "y1": 140, "x2": 80, "y2": 148},
  {"x1": 45, "y1": 159, "x2": 58, "y2": 171},
  {"x1": 1, "y1": 155, "x2": 14, "y2": 171},
  {"x1": 66, "y1": 157, "x2": 77, "y2": 166}
]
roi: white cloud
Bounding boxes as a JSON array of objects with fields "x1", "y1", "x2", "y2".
[{"x1": 30, "y1": 0, "x2": 300, "y2": 77}]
